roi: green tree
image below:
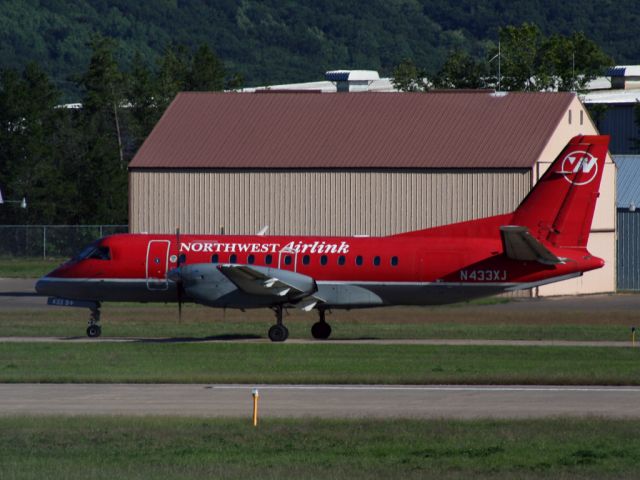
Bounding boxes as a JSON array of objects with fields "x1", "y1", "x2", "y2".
[
  {"x1": 188, "y1": 44, "x2": 225, "y2": 91},
  {"x1": 540, "y1": 32, "x2": 612, "y2": 92},
  {"x1": 225, "y1": 72, "x2": 245, "y2": 91},
  {"x1": 127, "y1": 52, "x2": 160, "y2": 148},
  {"x1": 157, "y1": 44, "x2": 191, "y2": 110},
  {"x1": 0, "y1": 63, "x2": 77, "y2": 225},
  {"x1": 392, "y1": 58, "x2": 429, "y2": 92},
  {"x1": 496, "y1": 23, "x2": 546, "y2": 91},
  {"x1": 433, "y1": 50, "x2": 485, "y2": 89},
  {"x1": 75, "y1": 36, "x2": 128, "y2": 224}
]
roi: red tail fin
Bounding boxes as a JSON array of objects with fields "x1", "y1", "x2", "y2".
[{"x1": 512, "y1": 135, "x2": 609, "y2": 248}]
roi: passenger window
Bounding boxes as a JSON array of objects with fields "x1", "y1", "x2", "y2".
[
  {"x1": 338, "y1": 255, "x2": 346, "y2": 265},
  {"x1": 248, "y1": 254, "x2": 255, "y2": 264},
  {"x1": 265, "y1": 254, "x2": 272, "y2": 265},
  {"x1": 303, "y1": 255, "x2": 310, "y2": 265},
  {"x1": 284, "y1": 255, "x2": 292, "y2": 265},
  {"x1": 211, "y1": 254, "x2": 219, "y2": 263},
  {"x1": 230, "y1": 254, "x2": 237, "y2": 263},
  {"x1": 391, "y1": 256, "x2": 398, "y2": 266},
  {"x1": 373, "y1": 256, "x2": 380, "y2": 266},
  {"x1": 320, "y1": 255, "x2": 328, "y2": 265},
  {"x1": 356, "y1": 255, "x2": 363, "y2": 266}
]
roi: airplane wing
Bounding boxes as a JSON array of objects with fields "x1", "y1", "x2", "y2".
[
  {"x1": 500, "y1": 225, "x2": 565, "y2": 265},
  {"x1": 217, "y1": 264, "x2": 325, "y2": 311}
]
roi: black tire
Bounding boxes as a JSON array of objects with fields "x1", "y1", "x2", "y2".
[
  {"x1": 268, "y1": 324, "x2": 289, "y2": 342},
  {"x1": 311, "y1": 321, "x2": 331, "y2": 340},
  {"x1": 86, "y1": 325, "x2": 102, "y2": 338}
]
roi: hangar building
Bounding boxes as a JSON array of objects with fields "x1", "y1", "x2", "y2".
[
  {"x1": 615, "y1": 155, "x2": 640, "y2": 290},
  {"x1": 128, "y1": 91, "x2": 615, "y2": 296},
  {"x1": 582, "y1": 66, "x2": 640, "y2": 154}
]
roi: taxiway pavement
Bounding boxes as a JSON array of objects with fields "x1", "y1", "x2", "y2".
[{"x1": 2, "y1": 384, "x2": 640, "y2": 419}]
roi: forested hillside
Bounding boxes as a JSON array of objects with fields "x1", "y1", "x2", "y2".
[{"x1": 1, "y1": 0, "x2": 639, "y2": 100}]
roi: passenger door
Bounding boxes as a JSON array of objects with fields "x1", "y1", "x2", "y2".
[
  {"x1": 277, "y1": 245, "x2": 298, "y2": 272},
  {"x1": 146, "y1": 240, "x2": 171, "y2": 290}
]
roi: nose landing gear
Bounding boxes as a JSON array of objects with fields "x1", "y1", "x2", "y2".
[{"x1": 86, "y1": 305, "x2": 102, "y2": 338}]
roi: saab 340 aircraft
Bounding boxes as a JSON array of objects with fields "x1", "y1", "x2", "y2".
[{"x1": 36, "y1": 135, "x2": 610, "y2": 342}]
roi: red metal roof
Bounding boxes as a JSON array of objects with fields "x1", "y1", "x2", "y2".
[{"x1": 129, "y1": 91, "x2": 576, "y2": 170}]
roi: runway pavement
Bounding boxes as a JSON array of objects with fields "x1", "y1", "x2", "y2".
[
  {"x1": 0, "y1": 278, "x2": 45, "y2": 309},
  {"x1": 2, "y1": 384, "x2": 640, "y2": 419}
]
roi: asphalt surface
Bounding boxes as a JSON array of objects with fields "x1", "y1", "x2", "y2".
[
  {"x1": 0, "y1": 278, "x2": 44, "y2": 309},
  {"x1": 2, "y1": 384, "x2": 640, "y2": 419}
]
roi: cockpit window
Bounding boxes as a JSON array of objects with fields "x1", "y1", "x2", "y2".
[
  {"x1": 75, "y1": 244, "x2": 110, "y2": 261},
  {"x1": 75, "y1": 243, "x2": 98, "y2": 260},
  {"x1": 88, "y1": 246, "x2": 110, "y2": 260}
]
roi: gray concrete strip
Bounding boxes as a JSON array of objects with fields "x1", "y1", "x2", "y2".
[
  {"x1": 0, "y1": 336, "x2": 636, "y2": 347},
  {"x1": 0, "y1": 278, "x2": 38, "y2": 292},
  {"x1": 2, "y1": 384, "x2": 640, "y2": 419},
  {"x1": 0, "y1": 278, "x2": 47, "y2": 309}
]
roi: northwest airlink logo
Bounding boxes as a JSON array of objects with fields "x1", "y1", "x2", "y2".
[{"x1": 559, "y1": 150, "x2": 599, "y2": 185}]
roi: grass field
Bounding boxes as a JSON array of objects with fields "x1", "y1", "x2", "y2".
[
  {"x1": 2, "y1": 416, "x2": 639, "y2": 479},
  {"x1": 0, "y1": 302, "x2": 637, "y2": 341},
  {"x1": 0, "y1": 257, "x2": 63, "y2": 278},
  {"x1": 1, "y1": 342, "x2": 639, "y2": 384}
]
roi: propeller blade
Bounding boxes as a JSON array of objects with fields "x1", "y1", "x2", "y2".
[{"x1": 175, "y1": 227, "x2": 183, "y2": 322}]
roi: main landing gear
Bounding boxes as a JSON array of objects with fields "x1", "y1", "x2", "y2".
[
  {"x1": 86, "y1": 305, "x2": 102, "y2": 338},
  {"x1": 311, "y1": 309, "x2": 332, "y2": 340},
  {"x1": 268, "y1": 305, "x2": 289, "y2": 342},
  {"x1": 267, "y1": 307, "x2": 333, "y2": 342}
]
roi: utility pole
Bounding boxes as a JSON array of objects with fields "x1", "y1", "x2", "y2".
[{"x1": 489, "y1": 41, "x2": 502, "y2": 91}]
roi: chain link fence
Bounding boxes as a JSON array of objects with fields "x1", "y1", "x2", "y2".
[{"x1": 0, "y1": 225, "x2": 128, "y2": 258}]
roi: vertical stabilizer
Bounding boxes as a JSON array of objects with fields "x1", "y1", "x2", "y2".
[{"x1": 512, "y1": 135, "x2": 609, "y2": 248}]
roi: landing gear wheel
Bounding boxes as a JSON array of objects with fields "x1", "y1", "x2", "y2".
[
  {"x1": 86, "y1": 324, "x2": 102, "y2": 338},
  {"x1": 268, "y1": 305, "x2": 289, "y2": 342},
  {"x1": 311, "y1": 321, "x2": 331, "y2": 340},
  {"x1": 87, "y1": 305, "x2": 102, "y2": 338},
  {"x1": 311, "y1": 309, "x2": 332, "y2": 340},
  {"x1": 268, "y1": 324, "x2": 289, "y2": 342}
]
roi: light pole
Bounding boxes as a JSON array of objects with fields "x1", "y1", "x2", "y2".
[{"x1": 489, "y1": 41, "x2": 502, "y2": 91}]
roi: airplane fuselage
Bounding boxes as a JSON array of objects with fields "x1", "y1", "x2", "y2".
[{"x1": 36, "y1": 228, "x2": 603, "y2": 309}]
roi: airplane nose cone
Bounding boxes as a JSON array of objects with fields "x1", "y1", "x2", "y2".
[
  {"x1": 35, "y1": 274, "x2": 58, "y2": 296},
  {"x1": 35, "y1": 278, "x2": 43, "y2": 294}
]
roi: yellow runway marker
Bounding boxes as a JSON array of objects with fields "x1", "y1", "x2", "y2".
[{"x1": 252, "y1": 388, "x2": 259, "y2": 427}]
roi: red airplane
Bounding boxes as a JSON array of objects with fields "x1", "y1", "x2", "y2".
[{"x1": 36, "y1": 135, "x2": 609, "y2": 342}]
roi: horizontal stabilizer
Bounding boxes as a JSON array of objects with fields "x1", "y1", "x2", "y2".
[{"x1": 500, "y1": 226, "x2": 564, "y2": 265}]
